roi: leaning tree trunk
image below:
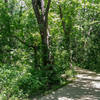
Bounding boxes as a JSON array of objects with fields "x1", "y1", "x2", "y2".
[{"x1": 32, "y1": 0, "x2": 51, "y2": 67}]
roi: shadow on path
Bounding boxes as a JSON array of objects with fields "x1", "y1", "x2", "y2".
[{"x1": 33, "y1": 68, "x2": 100, "y2": 100}]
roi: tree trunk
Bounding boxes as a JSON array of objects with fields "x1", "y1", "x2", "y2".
[
  {"x1": 32, "y1": 0, "x2": 51, "y2": 66},
  {"x1": 5, "y1": 0, "x2": 8, "y2": 3},
  {"x1": 41, "y1": 29, "x2": 50, "y2": 66},
  {"x1": 59, "y1": 4, "x2": 73, "y2": 72},
  {"x1": 59, "y1": 5, "x2": 70, "y2": 49}
]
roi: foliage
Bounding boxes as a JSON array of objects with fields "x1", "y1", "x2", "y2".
[{"x1": 0, "y1": 0, "x2": 100, "y2": 99}]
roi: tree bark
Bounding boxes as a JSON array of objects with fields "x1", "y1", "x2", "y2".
[
  {"x1": 32, "y1": 0, "x2": 51, "y2": 66},
  {"x1": 5, "y1": 0, "x2": 8, "y2": 3}
]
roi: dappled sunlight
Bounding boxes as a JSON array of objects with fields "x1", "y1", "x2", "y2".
[
  {"x1": 58, "y1": 97, "x2": 74, "y2": 100},
  {"x1": 35, "y1": 68, "x2": 100, "y2": 100},
  {"x1": 91, "y1": 81, "x2": 100, "y2": 89},
  {"x1": 75, "y1": 68, "x2": 100, "y2": 89},
  {"x1": 76, "y1": 74, "x2": 100, "y2": 81},
  {"x1": 79, "y1": 95, "x2": 99, "y2": 100},
  {"x1": 76, "y1": 74, "x2": 94, "y2": 79}
]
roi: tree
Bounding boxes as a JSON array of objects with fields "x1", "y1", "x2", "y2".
[{"x1": 32, "y1": 0, "x2": 51, "y2": 67}]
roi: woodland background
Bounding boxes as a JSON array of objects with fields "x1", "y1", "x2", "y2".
[{"x1": 0, "y1": 0, "x2": 100, "y2": 99}]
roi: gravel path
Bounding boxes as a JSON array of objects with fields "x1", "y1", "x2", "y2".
[{"x1": 33, "y1": 68, "x2": 100, "y2": 100}]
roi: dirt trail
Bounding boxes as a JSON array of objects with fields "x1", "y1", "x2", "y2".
[{"x1": 33, "y1": 67, "x2": 100, "y2": 100}]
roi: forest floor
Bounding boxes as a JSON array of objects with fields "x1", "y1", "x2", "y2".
[{"x1": 33, "y1": 67, "x2": 100, "y2": 100}]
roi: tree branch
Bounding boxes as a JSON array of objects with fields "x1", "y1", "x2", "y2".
[
  {"x1": 45, "y1": 0, "x2": 51, "y2": 21},
  {"x1": 32, "y1": 0, "x2": 41, "y2": 24}
]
